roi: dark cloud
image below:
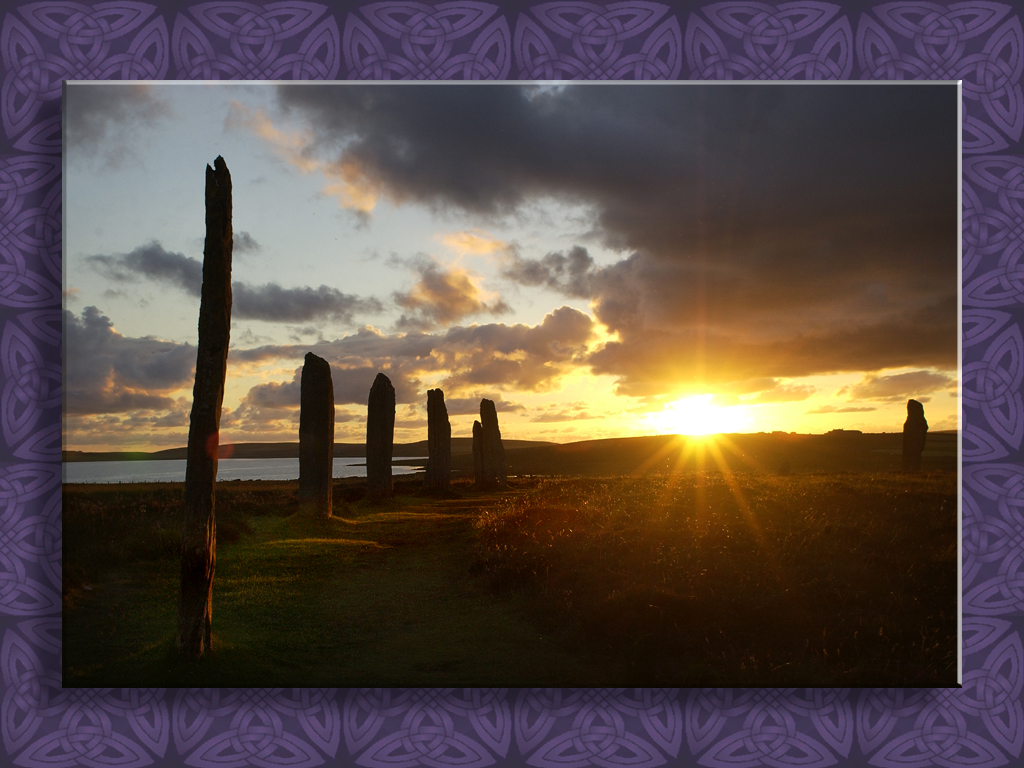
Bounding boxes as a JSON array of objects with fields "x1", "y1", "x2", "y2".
[
  {"x1": 64, "y1": 306, "x2": 195, "y2": 415},
  {"x1": 234, "y1": 231, "x2": 261, "y2": 254},
  {"x1": 393, "y1": 259, "x2": 511, "y2": 329},
  {"x1": 65, "y1": 84, "x2": 172, "y2": 163},
  {"x1": 277, "y1": 84, "x2": 956, "y2": 395},
  {"x1": 501, "y1": 245, "x2": 594, "y2": 298},
  {"x1": 837, "y1": 370, "x2": 955, "y2": 402},
  {"x1": 230, "y1": 306, "x2": 594, "y2": 399},
  {"x1": 88, "y1": 241, "x2": 382, "y2": 324}
]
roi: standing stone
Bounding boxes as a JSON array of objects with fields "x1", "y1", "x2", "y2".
[
  {"x1": 902, "y1": 399, "x2": 929, "y2": 472},
  {"x1": 479, "y1": 398, "x2": 507, "y2": 487},
  {"x1": 299, "y1": 352, "x2": 334, "y2": 518},
  {"x1": 424, "y1": 389, "x2": 451, "y2": 491},
  {"x1": 178, "y1": 156, "x2": 232, "y2": 659},
  {"x1": 366, "y1": 373, "x2": 395, "y2": 499},
  {"x1": 472, "y1": 421, "x2": 484, "y2": 485}
]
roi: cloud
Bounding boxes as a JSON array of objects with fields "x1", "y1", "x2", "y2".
[
  {"x1": 230, "y1": 306, "x2": 596, "y2": 401},
  {"x1": 234, "y1": 231, "x2": 261, "y2": 254},
  {"x1": 65, "y1": 83, "x2": 172, "y2": 164},
  {"x1": 501, "y1": 245, "x2": 594, "y2": 298},
  {"x1": 442, "y1": 394, "x2": 525, "y2": 415},
  {"x1": 439, "y1": 230, "x2": 506, "y2": 255},
  {"x1": 64, "y1": 306, "x2": 195, "y2": 415},
  {"x1": 274, "y1": 84, "x2": 957, "y2": 397},
  {"x1": 393, "y1": 258, "x2": 511, "y2": 329},
  {"x1": 837, "y1": 370, "x2": 956, "y2": 402},
  {"x1": 740, "y1": 383, "x2": 817, "y2": 404},
  {"x1": 87, "y1": 241, "x2": 382, "y2": 324},
  {"x1": 805, "y1": 405, "x2": 878, "y2": 414}
]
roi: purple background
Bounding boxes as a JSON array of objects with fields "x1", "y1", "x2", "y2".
[{"x1": 9, "y1": 1, "x2": 1019, "y2": 766}]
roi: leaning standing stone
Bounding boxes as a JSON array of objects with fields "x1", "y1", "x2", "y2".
[
  {"x1": 178, "y1": 156, "x2": 232, "y2": 659},
  {"x1": 424, "y1": 388, "x2": 451, "y2": 491},
  {"x1": 479, "y1": 398, "x2": 507, "y2": 487},
  {"x1": 299, "y1": 352, "x2": 334, "y2": 518},
  {"x1": 366, "y1": 372, "x2": 396, "y2": 499},
  {"x1": 902, "y1": 399, "x2": 928, "y2": 472}
]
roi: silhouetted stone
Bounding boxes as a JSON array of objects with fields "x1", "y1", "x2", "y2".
[
  {"x1": 479, "y1": 398, "x2": 507, "y2": 487},
  {"x1": 178, "y1": 156, "x2": 232, "y2": 659},
  {"x1": 902, "y1": 399, "x2": 928, "y2": 472},
  {"x1": 472, "y1": 420, "x2": 484, "y2": 485},
  {"x1": 424, "y1": 389, "x2": 451, "y2": 491},
  {"x1": 299, "y1": 352, "x2": 334, "y2": 518},
  {"x1": 366, "y1": 373, "x2": 395, "y2": 499}
]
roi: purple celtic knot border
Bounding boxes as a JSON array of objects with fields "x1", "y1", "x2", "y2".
[{"x1": 0, "y1": 0, "x2": 1017, "y2": 766}]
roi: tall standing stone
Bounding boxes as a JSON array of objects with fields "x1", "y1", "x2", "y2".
[
  {"x1": 902, "y1": 399, "x2": 928, "y2": 472},
  {"x1": 366, "y1": 373, "x2": 395, "y2": 499},
  {"x1": 299, "y1": 352, "x2": 334, "y2": 518},
  {"x1": 424, "y1": 389, "x2": 451, "y2": 491},
  {"x1": 479, "y1": 398, "x2": 507, "y2": 487},
  {"x1": 472, "y1": 420, "x2": 484, "y2": 485},
  {"x1": 178, "y1": 156, "x2": 232, "y2": 659}
]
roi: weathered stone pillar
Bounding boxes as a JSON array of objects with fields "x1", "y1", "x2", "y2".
[
  {"x1": 178, "y1": 156, "x2": 232, "y2": 659},
  {"x1": 366, "y1": 372, "x2": 395, "y2": 499},
  {"x1": 299, "y1": 352, "x2": 334, "y2": 518},
  {"x1": 424, "y1": 388, "x2": 451, "y2": 490},
  {"x1": 472, "y1": 420, "x2": 484, "y2": 485},
  {"x1": 480, "y1": 398, "x2": 507, "y2": 487},
  {"x1": 902, "y1": 398, "x2": 928, "y2": 472}
]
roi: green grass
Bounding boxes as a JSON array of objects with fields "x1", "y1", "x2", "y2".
[
  {"x1": 63, "y1": 479, "x2": 608, "y2": 686},
  {"x1": 63, "y1": 471, "x2": 957, "y2": 686}
]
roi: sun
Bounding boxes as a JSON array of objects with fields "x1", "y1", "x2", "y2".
[{"x1": 646, "y1": 394, "x2": 752, "y2": 436}]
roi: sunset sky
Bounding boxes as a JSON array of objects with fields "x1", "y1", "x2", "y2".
[{"x1": 63, "y1": 82, "x2": 959, "y2": 453}]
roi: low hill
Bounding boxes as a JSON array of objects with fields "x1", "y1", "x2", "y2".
[{"x1": 451, "y1": 431, "x2": 958, "y2": 476}]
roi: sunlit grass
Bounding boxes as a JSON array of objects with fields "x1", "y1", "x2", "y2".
[{"x1": 473, "y1": 472, "x2": 957, "y2": 686}]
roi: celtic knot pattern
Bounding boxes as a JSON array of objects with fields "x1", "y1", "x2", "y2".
[
  {"x1": 2, "y1": 621, "x2": 169, "y2": 766},
  {"x1": 343, "y1": 2, "x2": 510, "y2": 79},
  {"x1": 685, "y1": 2, "x2": 853, "y2": 79},
  {"x1": 0, "y1": 156, "x2": 59, "y2": 310},
  {"x1": 964, "y1": 464, "x2": 1024, "y2": 615},
  {"x1": 0, "y1": 464, "x2": 58, "y2": 616},
  {"x1": 686, "y1": 689, "x2": 851, "y2": 767},
  {"x1": 514, "y1": 2, "x2": 682, "y2": 79},
  {"x1": 173, "y1": 688, "x2": 340, "y2": 766},
  {"x1": 856, "y1": 624, "x2": 1024, "y2": 766},
  {"x1": 172, "y1": 2, "x2": 341, "y2": 79},
  {"x1": 857, "y1": 2, "x2": 1023, "y2": 152},
  {"x1": 344, "y1": 689, "x2": 509, "y2": 767},
  {"x1": 963, "y1": 323, "x2": 1023, "y2": 450},
  {"x1": 515, "y1": 689, "x2": 679, "y2": 767},
  {"x1": 1, "y1": 2, "x2": 168, "y2": 138}
]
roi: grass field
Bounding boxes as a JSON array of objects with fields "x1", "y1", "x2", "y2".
[{"x1": 63, "y1": 467, "x2": 958, "y2": 687}]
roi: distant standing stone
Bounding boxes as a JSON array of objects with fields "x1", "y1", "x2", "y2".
[
  {"x1": 366, "y1": 372, "x2": 396, "y2": 499},
  {"x1": 902, "y1": 399, "x2": 928, "y2": 472},
  {"x1": 424, "y1": 389, "x2": 451, "y2": 491},
  {"x1": 479, "y1": 398, "x2": 507, "y2": 487},
  {"x1": 472, "y1": 420, "x2": 484, "y2": 485},
  {"x1": 299, "y1": 352, "x2": 334, "y2": 518}
]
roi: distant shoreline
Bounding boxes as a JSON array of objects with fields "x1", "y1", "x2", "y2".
[
  {"x1": 62, "y1": 438, "x2": 555, "y2": 463},
  {"x1": 63, "y1": 431, "x2": 958, "y2": 463}
]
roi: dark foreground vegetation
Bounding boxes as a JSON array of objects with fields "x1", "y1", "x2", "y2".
[{"x1": 64, "y1": 462, "x2": 957, "y2": 686}]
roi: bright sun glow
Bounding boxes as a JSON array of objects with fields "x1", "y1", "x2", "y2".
[{"x1": 646, "y1": 394, "x2": 752, "y2": 436}]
